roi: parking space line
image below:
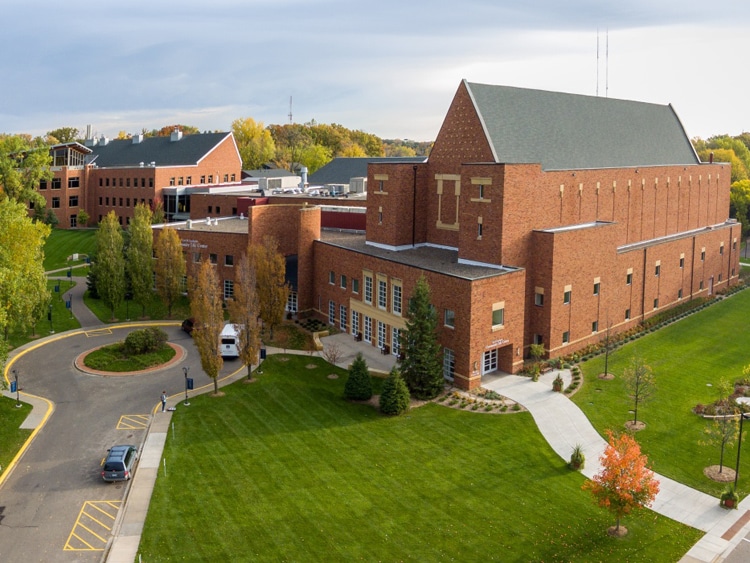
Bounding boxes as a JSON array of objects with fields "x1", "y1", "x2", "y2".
[
  {"x1": 117, "y1": 414, "x2": 150, "y2": 429},
  {"x1": 63, "y1": 500, "x2": 122, "y2": 551},
  {"x1": 84, "y1": 328, "x2": 112, "y2": 337}
]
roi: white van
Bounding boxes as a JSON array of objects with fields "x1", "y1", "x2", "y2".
[{"x1": 220, "y1": 323, "x2": 240, "y2": 358}]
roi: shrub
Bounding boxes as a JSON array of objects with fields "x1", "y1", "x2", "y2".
[
  {"x1": 124, "y1": 327, "x2": 168, "y2": 355},
  {"x1": 379, "y1": 367, "x2": 410, "y2": 415},
  {"x1": 344, "y1": 353, "x2": 372, "y2": 401}
]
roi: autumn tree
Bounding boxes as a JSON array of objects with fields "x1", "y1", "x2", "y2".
[
  {"x1": 582, "y1": 430, "x2": 660, "y2": 536},
  {"x1": 226, "y1": 253, "x2": 261, "y2": 380},
  {"x1": 730, "y1": 179, "x2": 750, "y2": 236},
  {"x1": 231, "y1": 117, "x2": 276, "y2": 170},
  {"x1": 95, "y1": 211, "x2": 125, "y2": 320},
  {"x1": 0, "y1": 134, "x2": 52, "y2": 207},
  {"x1": 250, "y1": 237, "x2": 288, "y2": 339},
  {"x1": 77, "y1": 208, "x2": 90, "y2": 228},
  {"x1": 154, "y1": 227, "x2": 186, "y2": 318},
  {"x1": 700, "y1": 379, "x2": 739, "y2": 474},
  {"x1": 400, "y1": 275, "x2": 443, "y2": 400},
  {"x1": 152, "y1": 124, "x2": 201, "y2": 137},
  {"x1": 127, "y1": 203, "x2": 153, "y2": 318},
  {"x1": 0, "y1": 199, "x2": 51, "y2": 352},
  {"x1": 190, "y1": 259, "x2": 224, "y2": 394},
  {"x1": 46, "y1": 127, "x2": 80, "y2": 144},
  {"x1": 622, "y1": 355, "x2": 656, "y2": 427}
]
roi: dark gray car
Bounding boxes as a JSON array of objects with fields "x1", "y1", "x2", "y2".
[{"x1": 101, "y1": 445, "x2": 138, "y2": 482}]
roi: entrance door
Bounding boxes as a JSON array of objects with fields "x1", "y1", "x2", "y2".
[{"x1": 483, "y1": 349, "x2": 498, "y2": 375}]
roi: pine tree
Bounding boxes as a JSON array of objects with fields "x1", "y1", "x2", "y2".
[
  {"x1": 344, "y1": 353, "x2": 372, "y2": 400},
  {"x1": 380, "y1": 367, "x2": 410, "y2": 415},
  {"x1": 400, "y1": 275, "x2": 444, "y2": 400}
]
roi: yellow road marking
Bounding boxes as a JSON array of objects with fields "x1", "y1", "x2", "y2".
[
  {"x1": 63, "y1": 500, "x2": 121, "y2": 551},
  {"x1": 117, "y1": 414, "x2": 150, "y2": 429},
  {"x1": 85, "y1": 328, "x2": 112, "y2": 337}
]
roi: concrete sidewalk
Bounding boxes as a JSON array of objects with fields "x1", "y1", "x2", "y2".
[{"x1": 483, "y1": 370, "x2": 750, "y2": 563}]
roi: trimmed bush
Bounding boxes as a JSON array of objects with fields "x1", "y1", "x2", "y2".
[
  {"x1": 124, "y1": 327, "x2": 168, "y2": 355},
  {"x1": 380, "y1": 367, "x2": 410, "y2": 415},
  {"x1": 344, "y1": 353, "x2": 372, "y2": 401}
]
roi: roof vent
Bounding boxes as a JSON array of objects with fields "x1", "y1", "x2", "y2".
[
  {"x1": 139, "y1": 162, "x2": 144, "y2": 167},
  {"x1": 132, "y1": 133, "x2": 143, "y2": 144},
  {"x1": 206, "y1": 217, "x2": 211, "y2": 225},
  {"x1": 171, "y1": 128, "x2": 183, "y2": 142},
  {"x1": 99, "y1": 135, "x2": 109, "y2": 146},
  {"x1": 187, "y1": 220, "x2": 192, "y2": 229}
]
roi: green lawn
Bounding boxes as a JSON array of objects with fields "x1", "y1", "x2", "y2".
[
  {"x1": 0, "y1": 397, "x2": 32, "y2": 479},
  {"x1": 84, "y1": 292, "x2": 191, "y2": 323},
  {"x1": 43, "y1": 228, "x2": 96, "y2": 271},
  {"x1": 138, "y1": 355, "x2": 701, "y2": 562},
  {"x1": 574, "y1": 288, "x2": 750, "y2": 498}
]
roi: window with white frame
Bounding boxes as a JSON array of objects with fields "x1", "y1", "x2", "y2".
[
  {"x1": 392, "y1": 327, "x2": 400, "y2": 355},
  {"x1": 328, "y1": 300, "x2": 335, "y2": 325},
  {"x1": 340, "y1": 275, "x2": 347, "y2": 289},
  {"x1": 377, "y1": 321, "x2": 386, "y2": 349},
  {"x1": 444, "y1": 308, "x2": 455, "y2": 328},
  {"x1": 329, "y1": 271, "x2": 335, "y2": 284},
  {"x1": 351, "y1": 310, "x2": 360, "y2": 336},
  {"x1": 378, "y1": 279, "x2": 387, "y2": 309},
  {"x1": 592, "y1": 320, "x2": 598, "y2": 333},
  {"x1": 534, "y1": 290, "x2": 544, "y2": 306},
  {"x1": 223, "y1": 279, "x2": 234, "y2": 300},
  {"x1": 352, "y1": 278, "x2": 359, "y2": 294},
  {"x1": 364, "y1": 274, "x2": 373, "y2": 304},
  {"x1": 563, "y1": 288, "x2": 571, "y2": 304},
  {"x1": 340, "y1": 304, "x2": 347, "y2": 330},
  {"x1": 491, "y1": 303, "x2": 504, "y2": 328},
  {"x1": 483, "y1": 349, "x2": 498, "y2": 374},
  {"x1": 443, "y1": 348, "x2": 455, "y2": 381},
  {"x1": 392, "y1": 283, "x2": 402, "y2": 315},
  {"x1": 364, "y1": 315, "x2": 372, "y2": 342},
  {"x1": 286, "y1": 291, "x2": 297, "y2": 313},
  {"x1": 593, "y1": 282, "x2": 600, "y2": 295},
  {"x1": 562, "y1": 331, "x2": 570, "y2": 344}
]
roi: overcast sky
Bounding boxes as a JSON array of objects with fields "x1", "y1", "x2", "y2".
[{"x1": 1, "y1": 0, "x2": 748, "y2": 142}]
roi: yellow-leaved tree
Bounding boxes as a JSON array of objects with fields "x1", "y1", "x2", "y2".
[
  {"x1": 190, "y1": 259, "x2": 224, "y2": 395},
  {"x1": 250, "y1": 236, "x2": 289, "y2": 340},
  {"x1": 226, "y1": 253, "x2": 261, "y2": 380},
  {"x1": 154, "y1": 227, "x2": 186, "y2": 318}
]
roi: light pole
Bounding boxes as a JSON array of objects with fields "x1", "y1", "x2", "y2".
[
  {"x1": 183, "y1": 366, "x2": 190, "y2": 406},
  {"x1": 734, "y1": 412, "x2": 750, "y2": 490}
]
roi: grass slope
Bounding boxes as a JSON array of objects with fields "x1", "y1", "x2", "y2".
[
  {"x1": 0, "y1": 398, "x2": 32, "y2": 479},
  {"x1": 139, "y1": 355, "x2": 700, "y2": 562},
  {"x1": 574, "y1": 289, "x2": 750, "y2": 497},
  {"x1": 43, "y1": 228, "x2": 97, "y2": 271}
]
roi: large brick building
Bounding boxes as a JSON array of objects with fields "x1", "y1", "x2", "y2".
[{"x1": 155, "y1": 80, "x2": 740, "y2": 390}]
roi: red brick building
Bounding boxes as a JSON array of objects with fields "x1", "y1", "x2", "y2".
[{"x1": 152, "y1": 81, "x2": 741, "y2": 390}]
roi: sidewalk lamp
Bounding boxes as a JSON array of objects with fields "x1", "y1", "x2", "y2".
[
  {"x1": 734, "y1": 412, "x2": 750, "y2": 490},
  {"x1": 183, "y1": 366, "x2": 191, "y2": 406}
]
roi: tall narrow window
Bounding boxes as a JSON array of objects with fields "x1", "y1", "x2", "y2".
[
  {"x1": 392, "y1": 283, "x2": 402, "y2": 315},
  {"x1": 378, "y1": 279, "x2": 387, "y2": 309},
  {"x1": 364, "y1": 275, "x2": 373, "y2": 304}
]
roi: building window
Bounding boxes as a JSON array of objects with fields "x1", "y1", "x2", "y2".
[
  {"x1": 225, "y1": 255, "x2": 234, "y2": 267},
  {"x1": 51, "y1": 197, "x2": 60, "y2": 208},
  {"x1": 625, "y1": 308, "x2": 631, "y2": 320},
  {"x1": 186, "y1": 176, "x2": 192, "y2": 185},
  {"x1": 287, "y1": 291, "x2": 298, "y2": 313},
  {"x1": 700, "y1": 280, "x2": 704, "y2": 290},
  {"x1": 223, "y1": 280, "x2": 234, "y2": 300},
  {"x1": 720, "y1": 245, "x2": 724, "y2": 255},
  {"x1": 340, "y1": 305, "x2": 347, "y2": 330},
  {"x1": 378, "y1": 279, "x2": 387, "y2": 309},
  {"x1": 329, "y1": 271, "x2": 335, "y2": 284},
  {"x1": 392, "y1": 328, "x2": 400, "y2": 355},
  {"x1": 352, "y1": 278, "x2": 359, "y2": 294},
  {"x1": 224, "y1": 174, "x2": 229, "y2": 182},
  {"x1": 106, "y1": 197, "x2": 110, "y2": 205},
  {"x1": 352, "y1": 311, "x2": 360, "y2": 337},
  {"x1": 328, "y1": 300, "x2": 335, "y2": 325},
  {"x1": 655, "y1": 264, "x2": 660, "y2": 276},
  {"x1": 443, "y1": 348, "x2": 455, "y2": 381},
  {"x1": 562, "y1": 331, "x2": 569, "y2": 344},
  {"x1": 340, "y1": 275, "x2": 347, "y2": 289},
  {"x1": 68, "y1": 177, "x2": 80, "y2": 188},
  {"x1": 364, "y1": 315, "x2": 372, "y2": 342},
  {"x1": 701, "y1": 250, "x2": 705, "y2": 261},
  {"x1": 69, "y1": 215, "x2": 77, "y2": 228},
  {"x1": 478, "y1": 184, "x2": 485, "y2": 199},
  {"x1": 444, "y1": 309, "x2": 455, "y2": 328},
  {"x1": 563, "y1": 290, "x2": 571, "y2": 304},
  {"x1": 216, "y1": 207, "x2": 221, "y2": 214},
  {"x1": 534, "y1": 291, "x2": 544, "y2": 306},
  {"x1": 593, "y1": 282, "x2": 600, "y2": 295},
  {"x1": 169, "y1": 177, "x2": 175, "y2": 186},
  {"x1": 39, "y1": 179, "x2": 47, "y2": 190},
  {"x1": 200, "y1": 175, "x2": 206, "y2": 184},
  {"x1": 678, "y1": 288, "x2": 683, "y2": 299},
  {"x1": 392, "y1": 284, "x2": 402, "y2": 315},
  {"x1": 626, "y1": 273, "x2": 632, "y2": 285},
  {"x1": 654, "y1": 298, "x2": 659, "y2": 309},
  {"x1": 177, "y1": 177, "x2": 183, "y2": 186},
  {"x1": 126, "y1": 178, "x2": 131, "y2": 187},
  {"x1": 209, "y1": 253, "x2": 218, "y2": 265},
  {"x1": 231, "y1": 174, "x2": 236, "y2": 182},
  {"x1": 377, "y1": 321, "x2": 386, "y2": 349},
  {"x1": 378, "y1": 180, "x2": 384, "y2": 192},
  {"x1": 492, "y1": 306, "x2": 504, "y2": 328},
  {"x1": 680, "y1": 257, "x2": 685, "y2": 268},
  {"x1": 193, "y1": 252, "x2": 201, "y2": 263},
  {"x1": 592, "y1": 320, "x2": 598, "y2": 333},
  {"x1": 364, "y1": 275, "x2": 373, "y2": 304},
  {"x1": 477, "y1": 222, "x2": 483, "y2": 238},
  {"x1": 378, "y1": 210, "x2": 383, "y2": 224},
  {"x1": 52, "y1": 178, "x2": 61, "y2": 189},
  {"x1": 208, "y1": 206, "x2": 213, "y2": 213},
  {"x1": 533, "y1": 334, "x2": 543, "y2": 345},
  {"x1": 69, "y1": 196, "x2": 78, "y2": 207}
]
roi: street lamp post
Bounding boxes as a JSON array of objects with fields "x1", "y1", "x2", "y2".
[
  {"x1": 183, "y1": 366, "x2": 190, "y2": 406},
  {"x1": 734, "y1": 412, "x2": 750, "y2": 490}
]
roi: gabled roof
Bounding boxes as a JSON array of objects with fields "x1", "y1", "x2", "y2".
[
  {"x1": 309, "y1": 156, "x2": 427, "y2": 185},
  {"x1": 464, "y1": 81, "x2": 700, "y2": 170},
  {"x1": 87, "y1": 132, "x2": 233, "y2": 168}
]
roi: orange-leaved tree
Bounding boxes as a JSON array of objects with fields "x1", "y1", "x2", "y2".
[{"x1": 582, "y1": 430, "x2": 660, "y2": 535}]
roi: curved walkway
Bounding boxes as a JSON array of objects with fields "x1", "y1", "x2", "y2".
[{"x1": 483, "y1": 369, "x2": 750, "y2": 562}]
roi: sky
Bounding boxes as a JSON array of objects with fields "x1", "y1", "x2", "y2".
[{"x1": 1, "y1": 0, "x2": 749, "y2": 143}]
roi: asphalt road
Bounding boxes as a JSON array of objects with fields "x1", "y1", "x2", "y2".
[{"x1": 0, "y1": 325, "x2": 240, "y2": 563}]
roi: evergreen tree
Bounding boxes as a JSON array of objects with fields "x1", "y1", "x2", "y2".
[
  {"x1": 379, "y1": 367, "x2": 410, "y2": 415},
  {"x1": 95, "y1": 211, "x2": 125, "y2": 320},
  {"x1": 344, "y1": 352, "x2": 372, "y2": 400},
  {"x1": 400, "y1": 275, "x2": 444, "y2": 400}
]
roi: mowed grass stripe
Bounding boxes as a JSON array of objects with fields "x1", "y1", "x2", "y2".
[{"x1": 140, "y1": 354, "x2": 701, "y2": 562}]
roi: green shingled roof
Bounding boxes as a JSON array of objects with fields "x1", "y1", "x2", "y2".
[
  {"x1": 465, "y1": 81, "x2": 699, "y2": 170},
  {"x1": 87, "y1": 132, "x2": 232, "y2": 168}
]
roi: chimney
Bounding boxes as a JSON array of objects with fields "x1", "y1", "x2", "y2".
[
  {"x1": 132, "y1": 133, "x2": 144, "y2": 144},
  {"x1": 710, "y1": 152, "x2": 714, "y2": 164},
  {"x1": 299, "y1": 166, "x2": 308, "y2": 190},
  {"x1": 170, "y1": 128, "x2": 183, "y2": 142}
]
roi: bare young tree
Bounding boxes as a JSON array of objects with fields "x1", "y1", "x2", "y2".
[
  {"x1": 226, "y1": 254, "x2": 261, "y2": 380},
  {"x1": 622, "y1": 355, "x2": 656, "y2": 425},
  {"x1": 322, "y1": 342, "x2": 343, "y2": 366},
  {"x1": 190, "y1": 260, "x2": 224, "y2": 395}
]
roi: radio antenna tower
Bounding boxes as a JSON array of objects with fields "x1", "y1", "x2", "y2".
[
  {"x1": 596, "y1": 28, "x2": 610, "y2": 97},
  {"x1": 596, "y1": 29, "x2": 599, "y2": 96},
  {"x1": 288, "y1": 96, "x2": 293, "y2": 124}
]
